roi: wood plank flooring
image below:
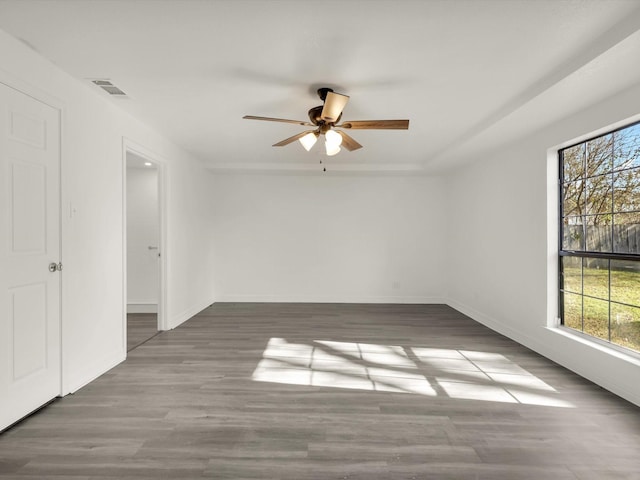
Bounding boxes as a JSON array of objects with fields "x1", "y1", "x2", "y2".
[
  {"x1": 127, "y1": 313, "x2": 158, "y2": 352},
  {"x1": 1, "y1": 303, "x2": 640, "y2": 479}
]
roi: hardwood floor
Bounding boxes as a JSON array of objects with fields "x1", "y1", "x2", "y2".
[
  {"x1": 127, "y1": 313, "x2": 158, "y2": 352},
  {"x1": 1, "y1": 303, "x2": 639, "y2": 479}
]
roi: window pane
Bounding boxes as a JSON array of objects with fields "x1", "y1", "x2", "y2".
[
  {"x1": 583, "y1": 258, "x2": 609, "y2": 300},
  {"x1": 585, "y1": 215, "x2": 612, "y2": 252},
  {"x1": 613, "y1": 167, "x2": 640, "y2": 212},
  {"x1": 563, "y1": 143, "x2": 585, "y2": 182},
  {"x1": 613, "y1": 123, "x2": 640, "y2": 171},
  {"x1": 563, "y1": 292, "x2": 582, "y2": 331},
  {"x1": 562, "y1": 217, "x2": 584, "y2": 250},
  {"x1": 611, "y1": 303, "x2": 640, "y2": 352},
  {"x1": 583, "y1": 296, "x2": 609, "y2": 342},
  {"x1": 586, "y1": 174, "x2": 612, "y2": 215},
  {"x1": 613, "y1": 213, "x2": 640, "y2": 254},
  {"x1": 610, "y1": 260, "x2": 640, "y2": 307},
  {"x1": 562, "y1": 256, "x2": 582, "y2": 294},
  {"x1": 586, "y1": 134, "x2": 613, "y2": 177},
  {"x1": 562, "y1": 180, "x2": 584, "y2": 217}
]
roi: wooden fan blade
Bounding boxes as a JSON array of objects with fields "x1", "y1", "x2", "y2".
[
  {"x1": 321, "y1": 92, "x2": 350, "y2": 123},
  {"x1": 272, "y1": 130, "x2": 315, "y2": 147},
  {"x1": 243, "y1": 115, "x2": 314, "y2": 126},
  {"x1": 337, "y1": 131, "x2": 363, "y2": 151},
  {"x1": 337, "y1": 119, "x2": 409, "y2": 130}
]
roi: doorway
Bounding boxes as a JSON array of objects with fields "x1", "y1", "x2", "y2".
[{"x1": 124, "y1": 146, "x2": 165, "y2": 352}]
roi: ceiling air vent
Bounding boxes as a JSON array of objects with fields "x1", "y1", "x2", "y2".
[{"x1": 89, "y1": 79, "x2": 127, "y2": 96}]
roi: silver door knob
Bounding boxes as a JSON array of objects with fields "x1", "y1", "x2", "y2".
[{"x1": 48, "y1": 262, "x2": 63, "y2": 272}]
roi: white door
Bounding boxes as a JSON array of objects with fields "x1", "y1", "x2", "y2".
[{"x1": 0, "y1": 83, "x2": 61, "y2": 431}]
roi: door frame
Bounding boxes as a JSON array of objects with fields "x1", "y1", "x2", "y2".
[{"x1": 122, "y1": 138, "x2": 168, "y2": 344}]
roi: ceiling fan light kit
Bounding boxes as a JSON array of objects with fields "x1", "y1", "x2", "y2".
[
  {"x1": 324, "y1": 129, "x2": 343, "y2": 157},
  {"x1": 325, "y1": 145, "x2": 341, "y2": 157},
  {"x1": 243, "y1": 87, "x2": 409, "y2": 157},
  {"x1": 299, "y1": 131, "x2": 319, "y2": 151}
]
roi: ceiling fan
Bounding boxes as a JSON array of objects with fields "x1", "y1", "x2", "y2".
[{"x1": 243, "y1": 88, "x2": 409, "y2": 156}]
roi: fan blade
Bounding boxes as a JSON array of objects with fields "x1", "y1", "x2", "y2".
[
  {"x1": 321, "y1": 92, "x2": 350, "y2": 123},
  {"x1": 243, "y1": 115, "x2": 314, "y2": 126},
  {"x1": 272, "y1": 130, "x2": 316, "y2": 147},
  {"x1": 337, "y1": 131, "x2": 363, "y2": 151},
  {"x1": 337, "y1": 120, "x2": 409, "y2": 130}
]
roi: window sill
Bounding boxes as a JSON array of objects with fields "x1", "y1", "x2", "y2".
[{"x1": 545, "y1": 326, "x2": 640, "y2": 367}]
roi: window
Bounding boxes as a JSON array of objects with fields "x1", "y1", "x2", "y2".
[{"x1": 559, "y1": 121, "x2": 640, "y2": 353}]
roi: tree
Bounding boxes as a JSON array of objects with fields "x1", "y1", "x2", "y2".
[{"x1": 562, "y1": 124, "x2": 640, "y2": 252}]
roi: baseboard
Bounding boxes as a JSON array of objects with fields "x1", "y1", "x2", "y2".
[
  {"x1": 62, "y1": 298, "x2": 214, "y2": 393},
  {"x1": 214, "y1": 294, "x2": 446, "y2": 304},
  {"x1": 127, "y1": 303, "x2": 158, "y2": 314},
  {"x1": 167, "y1": 297, "x2": 215, "y2": 330},
  {"x1": 62, "y1": 349, "x2": 126, "y2": 395},
  {"x1": 445, "y1": 298, "x2": 640, "y2": 408},
  {"x1": 445, "y1": 299, "x2": 547, "y2": 352}
]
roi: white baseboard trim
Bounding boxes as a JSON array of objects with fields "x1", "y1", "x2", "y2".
[
  {"x1": 127, "y1": 303, "x2": 158, "y2": 314},
  {"x1": 445, "y1": 298, "x2": 640, "y2": 408},
  {"x1": 445, "y1": 299, "x2": 546, "y2": 351},
  {"x1": 214, "y1": 294, "x2": 447, "y2": 304},
  {"x1": 62, "y1": 349, "x2": 126, "y2": 395},
  {"x1": 167, "y1": 297, "x2": 215, "y2": 330}
]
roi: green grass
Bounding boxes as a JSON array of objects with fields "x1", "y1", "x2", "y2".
[{"x1": 563, "y1": 265, "x2": 640, "y2": 352}]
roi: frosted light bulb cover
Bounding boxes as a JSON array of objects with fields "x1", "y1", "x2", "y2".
[
  {"x1": 325, "y1": 143, "x2": 341, "y2": 156},
  {"x1": 299, "y1": 132, "x2": 318, "y2": 151},
  {"x1": 325, "y1": 129, "x2": 343, "y2": 148}
]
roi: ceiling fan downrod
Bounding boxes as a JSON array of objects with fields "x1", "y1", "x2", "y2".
[{"x1": 317, "y1": 87, "x2": 333, "y2": 101}]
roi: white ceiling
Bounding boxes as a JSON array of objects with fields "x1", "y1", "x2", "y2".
[{"x1": 1, "y1": 0, "x2": 640, "y2": 173}]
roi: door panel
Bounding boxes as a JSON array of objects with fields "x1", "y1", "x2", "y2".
[
  {"x1": 0, "y1": 83, "x2": 60, "y2": 431},
  {"x1": 10, "y1": 282, "x2": 47, "y2": 380},
  {"x1": 11, "y1": 160, "x2": 46, "y2": 253}
]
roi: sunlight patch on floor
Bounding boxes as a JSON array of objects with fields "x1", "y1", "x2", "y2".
[{"x1": 251, "y1": 338, "x2": 574, "y2": 408}]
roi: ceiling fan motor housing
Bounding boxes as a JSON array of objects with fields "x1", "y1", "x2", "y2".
[
  {"x1": 308, "y1": 105, "x2": 323, "y2": 125},
  {"x1": 308, "y1": 87, "x2": 343, "y2": 126},
  {"x1": 308, "y1": 106, "x2": 342, "y2": 127}
]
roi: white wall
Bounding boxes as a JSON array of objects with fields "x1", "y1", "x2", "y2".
[
  {"x1": 126, "y1": 164, "x2": 159, "y2": 312},
  {"x1": 444, "y1": 82, "x2": 640, "y2": 408},
  {"x1": 0, "y1": 28, "x2": 216, "y2": 394},
  {"x1": 211, "y1": 173, "x2": 446, "y2": 303}
]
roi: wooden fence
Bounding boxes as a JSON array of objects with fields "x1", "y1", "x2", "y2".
[{"x1": 564, "y1": 224, "x2": 640, "y2": 254}]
